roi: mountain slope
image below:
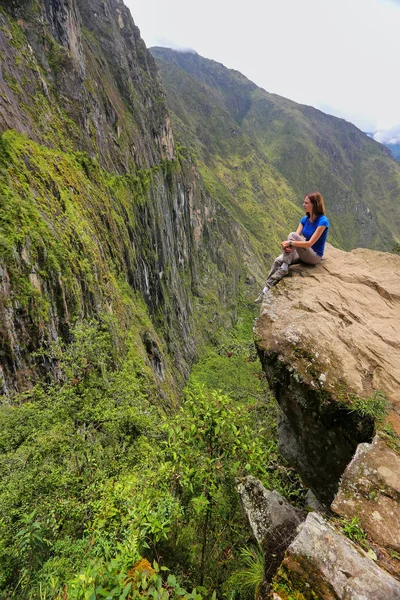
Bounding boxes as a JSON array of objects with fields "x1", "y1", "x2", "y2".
[
  {"x1": 149, "y1": 50, "x2": 304, "y2": 258},
  {"x1": 151, "y1": 47, "x2": 400, "y2": 252},
  {"x1": 386, "y1": 143, "x2": 400, "y2": 161}
]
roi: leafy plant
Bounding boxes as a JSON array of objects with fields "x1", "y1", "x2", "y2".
[
  {"x1": 0, "y1": 303, "x2": 301, "y2": 598},
  {"x1": 348, "y1": 391, "x2": 388, "y2": 421},
  {"x1": 161, "y1": 381, "x2": 299, "y2": 591},
  {"x1": 65, "y1": 551, "x2": 204, "y2": 600},
  {"x1": 14, "y1": 511, "x2": 50, "y2": 592},
  {"x1": 341, "y1": 516, "x2": 367, "y2": 546}
]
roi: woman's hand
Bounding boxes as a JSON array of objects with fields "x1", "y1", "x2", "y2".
[{"x1": 281, "y1": 240, "x2": 291, "y2": 253}]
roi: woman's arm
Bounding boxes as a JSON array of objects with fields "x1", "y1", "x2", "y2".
[
  {"x1": 282, "y1": 225, "x2": 326, "y2": 250},
  {"x1": 281, "y1": 223, "x2": 304, "y2": 252}
]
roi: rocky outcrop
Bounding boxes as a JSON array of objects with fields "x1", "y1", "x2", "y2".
[
  {"x1": 255, "y1": 244, "x2": 400, "y2": 504},
  {"x1": 238, "y1": 476, "x2": 304, "y2": 582},
  {"x1": 255, "y1": 244, "x2": 400, "y2": 596},
  {"x1": 272, "y1": 512, "x2": 400, "y2": 600},
  {"x1": 332, "y1": 435, "x2": 400, "y2": 564}
]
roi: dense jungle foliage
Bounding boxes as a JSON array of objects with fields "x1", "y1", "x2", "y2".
[{"x1": 0, "y1": 302, "x2": 303, "y2": 599}]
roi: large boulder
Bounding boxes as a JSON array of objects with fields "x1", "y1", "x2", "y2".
[
  {"x1": 237, "y1": 476, "x2": 304, "y2": 581},
  {"x1": 257, "y1": 243, "x2": 400, "y2": 401},
  {"x1": 255, "y1": 244, "x2": 400, "y2": 505},
  {"x1": 255, "y1": 244, "x2": 400, "y2": 590},
  {"x1": 271, "y1": 512, "x2": 400, "y2": 600},
  {"x1": 332, "y1": 435, "x2": 400, "y2": 564}
]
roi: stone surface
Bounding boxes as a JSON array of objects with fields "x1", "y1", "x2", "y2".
[
  {"x1": 255, "y1": 244, "x2": 400, "y2": 504},
  {"x1": 257, "y1": 244, "x2": 400, "y2": 403},
  {"x1": 256, "y1": 244, "x2": 400, "y2": 589},
  {"x1": 305, "y1": 489, "x2": 325, "y2": 513},
  {"x1": 273, "y1": 512, "x2": 400, "y2": 600},
  {"x1": 237, "y1": 475, "x2": 304, "y2": 580},
  {"x1": 332, "y1": 435, "x2": 400, "y2": 552}
]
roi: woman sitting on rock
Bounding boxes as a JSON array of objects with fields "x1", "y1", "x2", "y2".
[{"x1": 255, "y1": 192, "x2": 329, "y2": 303}]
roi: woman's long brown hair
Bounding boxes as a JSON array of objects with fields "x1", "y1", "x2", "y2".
[{"x1": 307, "y1": 192, "x2": 326, "y2": 216}]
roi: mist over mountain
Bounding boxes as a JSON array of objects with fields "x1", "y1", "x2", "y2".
[
  {"x1": 373, "y1": 125, "x2": 400, "y2": 146},
  {"x1": 151, "y1": 47, "x2": 400, "y2": 252},
  {"x1": 369, "y1": 125, "x2": 400, "y2": 162}
]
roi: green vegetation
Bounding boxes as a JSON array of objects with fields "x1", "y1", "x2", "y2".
[
  {"x1": 0, "y1": 301, "x2": 301, "y2": 599},
  {"x1": 337, "y1": 516, "x2": 378, "y2": 561},
  {"x1": 380, "y1": 421, "x2": 400, "y2": 454},
  {"x1": 151, "y1": 53, "x2": 301, "y2": 265},
  {"x1": 4, "y1": 9, "x2": 399, "y2": 600},
  {"x1": 347, "y1": 391, "x2": 388, "y2": 422},
  {"x1": 340, "y1": 516, "x2": 367, "y2": 546},
  {"x1": 272, "y1": 567, "x2": 318, "y2": 600},
  {"x1": 151, "y1": 47, "x2": 400, "y2": 253},
  {"x1": 0, "y1": 113, "x2": 276, "y2": 600},
  {"x1": 0, "y1": 125, "x2": 253, "y2": 396},
  {"x1": 227, "y1": 546, "x2": 265, "y2": 599},
  {"x1": 0, "y1": 129, "x2": 145, "y2": 309}
]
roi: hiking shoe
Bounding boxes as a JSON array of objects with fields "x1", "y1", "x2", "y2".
[
  {"x1": 270, "y1": 267, "x2": 289, "y2": 282},
  {"x1": 254, "y1": 293, "x2": 264, "y2": 304}
]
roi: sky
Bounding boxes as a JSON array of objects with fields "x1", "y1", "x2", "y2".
[{"x1": 125, "y1": 0, "x2": 400, "y2": 143}]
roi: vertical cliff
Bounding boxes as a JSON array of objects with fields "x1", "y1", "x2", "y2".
[{"x1": 0, "y1": 0, "x2": 257, "y2": 395}]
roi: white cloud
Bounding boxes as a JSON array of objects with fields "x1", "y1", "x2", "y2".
[
  {"x1": 373, "y1": 125, "x2": 400, "y2": 144},
  {"x1": 125, "y1": 0, "x2": 400, "y2": 131},
  {"x1": 151, "y1": 37, "x2": 196, "y2": 53}
]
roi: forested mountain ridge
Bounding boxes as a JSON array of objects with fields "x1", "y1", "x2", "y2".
[{"x1": 151, "y1": 47, "x2": 400, "y2": 252}]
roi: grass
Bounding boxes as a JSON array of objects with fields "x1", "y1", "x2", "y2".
[
  {"x1": 347, "y1": 391, "x2": 388, "y2": 421},
  {"x1": 340, "y1": 516, "x2": 367, "y2": 546},
  {"x1": 227, "y1": 546, "x2": 265, "y2": 599}
]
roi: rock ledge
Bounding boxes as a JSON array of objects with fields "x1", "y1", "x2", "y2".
[{"x1": 254, "y1": 244, "x2": 400, "y2": 593}]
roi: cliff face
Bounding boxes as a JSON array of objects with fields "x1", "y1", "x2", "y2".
[
  {"x1": 1, "y1": 0, "x2": 171, "y2": 170},
  {"x1": 0, "y1": 0, "x2": 252, "y2": 394},
  {"x1": 255, "y1": 245, "x2": 400, "y2": 499},
  {"x1": 254, "y1": 245, "x2": 400, "y2": 593}
]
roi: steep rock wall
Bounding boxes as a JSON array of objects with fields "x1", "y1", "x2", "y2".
[
  {"x1": 1, "y1": 0, "x2": 171, "y2": 170},
  {"x1": 0, "y1": 1, "x2": 252, "y2": 394}
]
